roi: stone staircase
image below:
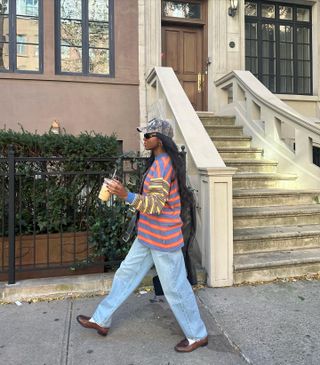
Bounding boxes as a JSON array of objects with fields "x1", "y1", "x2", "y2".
[{"x1": 199, "y1": 113, "x2": 320, "y2": 284}]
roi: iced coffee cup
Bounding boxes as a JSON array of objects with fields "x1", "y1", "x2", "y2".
[{"x1": 98, "y1": 178, "x2": 112, "y2": 201}]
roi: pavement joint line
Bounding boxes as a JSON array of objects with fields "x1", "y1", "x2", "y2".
[
  {"x1": 59, "y1": 299, "x2": 73, "y2": 365},
  {"x1": 198, "y1": 294, "x2": 253, "y2": 365},
  {"x1": 65, "y1": 300, "x2": 73, "y2": 365}
]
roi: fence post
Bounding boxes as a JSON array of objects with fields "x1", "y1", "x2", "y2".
[{"x1": 8, "y1": 145, "x2": 16, "y2": 285}]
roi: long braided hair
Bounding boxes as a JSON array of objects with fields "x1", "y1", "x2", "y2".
[{"x1": 144, "y1": 133, "x2": 190, "y2": 205}]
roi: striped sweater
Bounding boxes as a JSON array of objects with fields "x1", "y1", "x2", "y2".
[{"x1": 126, "y1": 153, "x2": 184, "y2": 251}]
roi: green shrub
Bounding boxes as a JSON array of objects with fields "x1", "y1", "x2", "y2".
[{"x1": 0, "y1": 128, "x2": 145, "y2": 264}]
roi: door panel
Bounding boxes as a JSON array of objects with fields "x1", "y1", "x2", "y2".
[{"x1": 162, "y1": 25, "x2": 204, "y2": 110}]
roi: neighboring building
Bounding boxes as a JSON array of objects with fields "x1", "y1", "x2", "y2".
[
  {"x1": 1, "y1": 0, "x2": 320, "y2": 147},
  {"x1": 1, "y1": 0, "x2": 320, "y2": 286},
  {"x1": 0, "y1": 0, "x2": 139, "y2": 151}
]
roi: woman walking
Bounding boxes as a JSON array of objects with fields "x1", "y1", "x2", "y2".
[{"x1": 77, "y1": 119, "x2": 208, "y2": 353}]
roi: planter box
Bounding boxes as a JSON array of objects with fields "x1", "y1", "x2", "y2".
[{"x1": 0, "y1": 232, "x2": 104, "y2": 281}]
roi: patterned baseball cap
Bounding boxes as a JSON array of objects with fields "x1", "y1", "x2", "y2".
[{"x1": 137, "y1": 118, "x2": 174, "y2": 138}]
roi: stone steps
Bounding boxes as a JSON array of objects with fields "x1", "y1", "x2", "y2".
[
  {"x1": 233, "y1": 204, "x2": 320, "y2": 229},
  {"x1": 225, "y1": 159, "x2": 278, "y2": 173},
  {"x1": 199, "y1": 114, "x2": 235, "y2": 126},
  {"x1": 234, "y1": 248, "x2": 320, "y2": 284},
  {"x1": 218, "y1": 147, "x2": 263, "y2": 160},
  {"x1": 233, "y1": 189, "x2": 320, "y2": 207},
  {"x1": 206, "y1": 125, "x2": 244, "y2": 137},
  {"x1": 199, "y1": 113, "x2": 320, "y2": 284},
  {"x1": 234, "y1": 225, "x2": 320, "y2": 254},
  {"x1": 212, "y1": 136, "x2": 252, "y2": 148},
  {"x1": 232, "y1": 173, "x2": 297, "y2": 189}
]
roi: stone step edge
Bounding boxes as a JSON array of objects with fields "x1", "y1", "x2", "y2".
[
  {"x1": 0, "y1": 268, "x2": 207, "y2": 303},
  {"x1": 233, "y1": 189, "x2": 320, "y2": 197},
  {"x1": 234, "y1": 249, "x2": 320, "y2": 271},
  {"x1": 233, "y1": 173, "x2": 297, "y2": 180},
  {"x1": 234, "y1": 225, "x2": 320, "y2": 240},
  {"x1": 225, "y1": 159, "x2": 278, "y2": 165},
  {"x1": 211, "y1": 136, "x2": 252, "y2": 140},
  {"x1": 234, "y1": 205, "x2": 320, "y2": 217}
]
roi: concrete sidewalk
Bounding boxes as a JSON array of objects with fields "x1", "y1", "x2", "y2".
[
  {"x1": 1, "y1": 275, "x2": 319, "y2": 365},
  {"x1": 0, "y1": 291, "x2": 245, "y2": 365}
]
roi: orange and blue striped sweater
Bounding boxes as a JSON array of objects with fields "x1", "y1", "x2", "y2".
[{"x1": 125, "y1": 153, "x2": 184, "y2": 251}]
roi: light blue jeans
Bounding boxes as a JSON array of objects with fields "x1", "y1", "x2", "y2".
[{"x1": 91, "y1": 238, "x2": 208, "y2": 340}]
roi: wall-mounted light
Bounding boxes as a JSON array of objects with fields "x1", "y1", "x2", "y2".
[
  {"x1": 50, "y1": 120, "x2": 61, "y2": 134},
  {"x1": 228, "y1": 0, "x2": 238, "y2": 17}
]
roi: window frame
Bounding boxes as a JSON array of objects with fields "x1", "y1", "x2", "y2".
[
  {"x1": 0, "y1": 0, "x2": 44, "y2": 74},
  {"x1": 55, "y1": 0, "x2": 115, "y2": 78},
  {"x1": 245, "y1": 1, "x2": 313, "y2": 95}
]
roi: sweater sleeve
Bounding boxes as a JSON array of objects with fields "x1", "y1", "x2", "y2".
[{"x1": 125, "y1": 158, "x2": 173, "y2": 215}]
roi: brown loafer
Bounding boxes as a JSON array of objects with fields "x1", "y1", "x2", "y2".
[
  {"x1": 174, "y1": 336, "x2": 208, "y2": 352},
  {"x1": 76, "y1": 315, "x2": 109, "y2": 337}
]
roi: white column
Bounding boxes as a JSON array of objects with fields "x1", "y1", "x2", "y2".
[{"x1": 199, "y1": 167, "x2": 236, "y2": 287}]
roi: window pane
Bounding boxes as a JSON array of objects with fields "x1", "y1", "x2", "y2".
[
  {"x1": 297, "y1": 61, "x2": 310, "y2": 77},
  {"x1": 298, "y1": 77, "x2": 310, "y2": 94},
  {"x1": 16, "y1": 0, "x2": 39, "y2": 17},
  {"x1": 262, "y1": 75, "x2": 276, "y2": 92},
  {"x1": 262, "y1": 58, "x2": 276, "y2": 74},
  {"x1": 16, "y1": 43, "x2": 39, "y2": 70},
  {"x1": 61, "y1": 0, "x2": 82, "y2": 20},
  {"x1": 246, "y1": 22, "x2": 257, "y2": 39},
  {"x1": 89, "y1": 22, "x2": 109, "y2": 48},
  {"x1": 0, "y1": 15, "x2": 9, "y2": 41},
  {"x1": 0, "y1": 42, "x2": 9, "y2": 69},
  {"x1": 162, "y1": 1, "x2": 201, "y2": 19},
  {"x1": 297, "y1": 44, "x2": 310, "y2": 61},
  {"x1": 279, "y1": 6, "x2": 292, "y2": 20},
  {"x1": 16, "y1": 16, "x2": 39, "y2": 44},
  {"x1": 262, "y1": 24, "x2": 275, "y2": 41},
  {"x1": 60, "y1": 46, "x2": 82, "y2": 72},
  {"x1": 61, "y1": 19, "x2": 82, "y2": 47},
  {"x1": 261, "y1": 4, "x2": 275, "y2": 18},
  {"x1": 280, "y1": 76, "x2": 293, "y2": 93},
  {"x1": 297, "y1": 27, "x2": 310, "y2": 44},
  {"x1": 280, "y1": 60, "x2": 293, "y2": 75},
  {"x1": 0, "y1": 0, "x2": 9, "y2": 14},
  {"x1": 245, "y1": 2, "x2": 257, "y2": 16},
  {"x1": 297, "y1": 8, "x2": 310, "y2": 22},
  {"x1": 279, "y1": 43, "x2": 293, "y2": 59},
  {"x1": 89, "y1": 48, "x2": 109, "y2": 74},
  {"x1": 89, "y1": 0, "x2": 109, "y2": 21},
  {"x1": 279, "y1": 25, "x2": 292, "y2": 42}
]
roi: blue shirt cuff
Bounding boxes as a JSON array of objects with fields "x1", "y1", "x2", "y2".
[{"x1": 126, "y1": 192, "x2": 136, "y2": 204}]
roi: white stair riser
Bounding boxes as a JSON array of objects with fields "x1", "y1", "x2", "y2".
[
  {"x1": 234, "y1": 235, "x2": 320, "y2": 254},
  {"x1": 234, "y1": 262, "x2": 320, "y2": 284},
  {"x1": 226, "y1": 163, "x2": 277, "y2": 173},
  {"x1": 233, "y1": 178, "x2": 296, "y2": 189},
  {"x1": 233, "y1": 194, "x2": 320, "y2": 208},
  {"x1": 213, "y1": 139, "x2": 251, "y2": 148},
  {"x1": 206, "y1": 127, "x2": 243, "y2": 137},
  {"x1": 219, "y1": 151, "x2": 263, "y2": 159},
  {"x1": 201, "y1": 118, "x2": 235, "y2": 126},
  {"x1": 234, "y1": 213, "x2": 320, "y2": 229}
]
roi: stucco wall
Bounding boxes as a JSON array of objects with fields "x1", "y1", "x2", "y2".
[{"x1": 0, "y1": 0, "x2": 140, "y2": 152}]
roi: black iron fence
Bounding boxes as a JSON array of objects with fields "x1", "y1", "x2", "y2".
[
  {"x1": 0, "y1": 146, "x2": 147, "y2": 284},
  {"x1": 0, "y1": 146, "x2": 186, "y2": 284}
]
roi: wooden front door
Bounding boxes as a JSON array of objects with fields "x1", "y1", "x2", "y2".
[{"x1": 162, "y1": 25, "x2": 205, "y2": 111}]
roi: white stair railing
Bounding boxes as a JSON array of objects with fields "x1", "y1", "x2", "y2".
[
  {"x1": 216, "y1": 70, "x2": 320, "y2": 188},
  {"x1": 146, "y1": 67, "x2": 236, "y2": 287}
]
